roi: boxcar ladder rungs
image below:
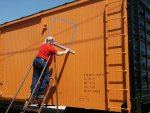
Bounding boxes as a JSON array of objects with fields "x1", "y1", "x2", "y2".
[{"x1": 104, "y1": 0, "x2": 130, "y2": 112}]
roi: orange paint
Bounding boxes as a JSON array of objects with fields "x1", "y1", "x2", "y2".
[{"x1": 0, "y1": 0, "x2": 130, "y2": 112}]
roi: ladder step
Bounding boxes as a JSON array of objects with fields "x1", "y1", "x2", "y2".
[
  {"x1": 107, "y1": 10, "x2": 122, "y2": 16},
  {"x1": 108, "y1": 106, "x2": 129, "y2": 110},
  {"x1": 109, "y1": 81, "x2": 123, "y2": 84},
  {"x1": 50, "y1": 77, "x2": 55, "y2": 80},
  {"x1": 106, "y1": 0, "x2": 123, "y2": 6},
  {"x1": 107, "y1": 70, "x2": 127, "y2": 73},
  {"x1": 106, "y1": 16, "x2": 126, "y2": 22},
  {"x1": 106, "y1": 33, "x2": 126, "y2": 39},
  {"x1": 109, "y1": 99, "x2": 124, "y2": 102},
  {"x1": 107, "y1": 88, "x2": 128, "y2": 91},
  {"x1": 107, "y1": 27, "x2": 122, "y2": 33},
  {"x1": 24, "y1": 105, "x2": 39, "y2": 112},
  {"x1": 106, "y1": 52, "x2": 126, "y2": 55},
  {"x1": 108, "y1": 64, "x2": 123, "y2": 66},
  {"x1": 108, "y1": 45, "x2": 123, "y2": 49}
]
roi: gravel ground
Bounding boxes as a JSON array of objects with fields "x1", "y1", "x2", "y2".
[{"x1": 0, "y1": 107, "x2": 113, "y2": 113}]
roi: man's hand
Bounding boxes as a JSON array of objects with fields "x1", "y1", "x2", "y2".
[
  {"x1": 56, "y1": 48, "x2": 70, "y2": 56},
  {"x1": 65, "y1": 48, "x2": 70, "y2": 53}
]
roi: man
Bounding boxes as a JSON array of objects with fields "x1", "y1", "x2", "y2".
[{"x1": 31, "y1": 36, "x2": 69, "y2": 99}]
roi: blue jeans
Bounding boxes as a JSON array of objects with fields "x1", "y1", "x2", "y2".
[{"x1": 31, "y1": 57, "x2": 50, "y2": 97}]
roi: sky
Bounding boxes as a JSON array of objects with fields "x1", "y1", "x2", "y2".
[{"x1": 0, "y1": 0, "x2": 75, "y2": 25}]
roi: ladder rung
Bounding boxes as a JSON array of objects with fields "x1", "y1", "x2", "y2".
[
  {"x1": 108, "y1": 63, "x2": 123, "y2": 66},
  {"x1": 107, "y1": 88, "x2": 128, "y2": 91},
  {"x1": 106, "y1": 34, "x2": 126, "y2": 38},
  {"x1": 106, "y1": 52, "x2": 126, "y2": 55},
  {"x1": 109, "y1": 99, "x2": 124, "y2": 102},
  {"x1": 106, "y1": 0, "x2": 123, "y2": 6},
  {"x1": 108, "y1": 106, "x2": 129, "y2": 110},
  {"x1": 106, "y1": 16, "x2": 126, "y2": 22},
  {"x1": 50, "y1": 77, "x2": 55, "y2": 80},
  {"x1": 108, "y1": 45, "x2": 123, "y2": 49},
  {"x1": 107, "y1": 10, "x2": 122, "y2": 16},
  {"x1": 107, "y1": 27, "x2": 122, "y2": 32},
  {"x1": 25, "y1": 106, "x2": 39, "y2": 112},
  {"x1": 107, "y1": 70, "x2": 127, "y2": 73},
  {"x1": 109, "y1": 81, "x2": 123, "y2": 84}
]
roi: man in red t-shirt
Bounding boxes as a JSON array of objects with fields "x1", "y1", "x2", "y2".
[{"x1": 31, "y1": 36, "x2": 69, "y2": 99}]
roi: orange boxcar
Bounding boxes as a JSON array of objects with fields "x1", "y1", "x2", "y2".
[{"x1": 0, "y1": 0, "x2": 150, "y2": 113}]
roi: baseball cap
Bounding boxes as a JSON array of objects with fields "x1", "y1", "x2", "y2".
[{"x1": 46, "y1": 36, "x2": 53, "y2": 42}]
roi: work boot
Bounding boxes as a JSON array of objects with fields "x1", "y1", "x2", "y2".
[
  {"x1": 29, "y1": 97, "x2": 36, "y2": 104},
  {"x1": 37, "y1": 95, "x2": 45, "y2": 100}
]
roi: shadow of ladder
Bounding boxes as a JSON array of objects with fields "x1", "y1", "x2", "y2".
[{"x1": 104, "y1": 0, "x2": 131, "y2": 112}]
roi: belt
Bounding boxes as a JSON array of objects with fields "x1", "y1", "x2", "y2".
[{"x1": 36, "y1": 57, "x2": 47, "y2": 62}]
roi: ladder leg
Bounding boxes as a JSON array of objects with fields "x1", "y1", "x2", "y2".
[
  {"x1": 21, "y1": 98, "x2": 30, "y2": 113},
  {"x1": 54, "y1": 55, "x2": 59, "y2": 113},
  {"x1": 56, "y1": 77, "x2": 59, "y2": 113},
  {"x1": 5, "y1": 63, "x2": 33, "y2": 113},
  {"x1": 37, "y1": 82, "x2": 52, "y2": 113}
]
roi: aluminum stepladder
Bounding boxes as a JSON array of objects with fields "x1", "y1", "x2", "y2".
[
  {"x1": 21, "y1": 55, "x2": 51, "y2": 113},
  {"x1": 104, "y1": 0, "x2": 131, "y2": 112}
]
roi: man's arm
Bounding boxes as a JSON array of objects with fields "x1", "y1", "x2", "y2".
[{"x1": 56, "y1": 48, "x2": 70, "y2": 56}]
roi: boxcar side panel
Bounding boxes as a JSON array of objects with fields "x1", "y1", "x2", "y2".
[{"x1": 0, "y1": 0, "x2": 130, "y2": 112}]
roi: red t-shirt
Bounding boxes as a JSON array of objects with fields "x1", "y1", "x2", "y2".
[{"x1": 36, "y1": 43, "x2": 57, "y2": 65}]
